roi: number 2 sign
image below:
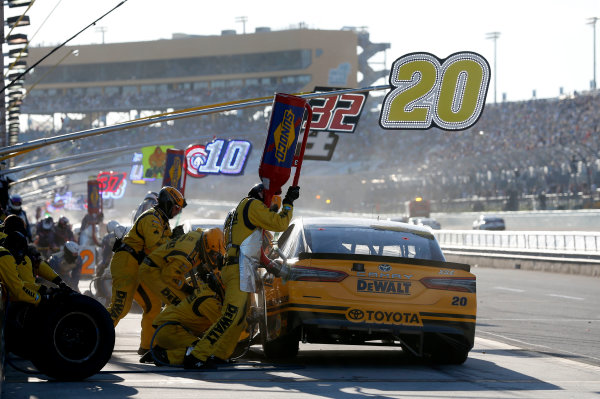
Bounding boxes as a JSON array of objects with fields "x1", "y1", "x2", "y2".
[{"x1": 379, "y1": 52, "x2": 490, "y2": 131}]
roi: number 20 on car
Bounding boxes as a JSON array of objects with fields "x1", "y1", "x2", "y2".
[{"x1": 379, "y1": 51, "x2": 490, "y2": 131}]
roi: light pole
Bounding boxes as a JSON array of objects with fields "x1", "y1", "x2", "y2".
[
  {"x1": 96, "y1": 26, "x2": 107, "y2": 44},
  {"x1": 486, "y1": 31, "x2": 501, "y2": 104},
  {"x1": 587, "y1": 17, "x2": 598, "y2": 90},
  {"x1": 235, "y1": 16, "x2": 248, "y2": 34}
]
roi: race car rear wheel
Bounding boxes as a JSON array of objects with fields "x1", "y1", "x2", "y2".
[
  {"x1": 30, "y1": 293, "x2": 115, "y2": 380},
  {"x1": 422, "y1": 333, "x2": 470, "y2": 364},
  {"x1": 262, "y1": 327, "x2": 300, "y2": 359}
]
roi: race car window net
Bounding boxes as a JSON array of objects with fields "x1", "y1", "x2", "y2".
[
  {"x1": 303, "y1": 227, "x2": 445, "y2": 262},
  {"x1": 420, "y1": 277, "x2": 476, "y2": 293}
]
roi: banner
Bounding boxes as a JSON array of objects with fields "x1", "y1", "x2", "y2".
[
  {"x1": 303, "y1": 86, "x2": 369, "y2": 161},
  {"x1": 87, "y1": 179, "x2": 102, "y2": 215},
  {"x1": 259, "y1": 93, "x2": 312, "y2": 206},
  {"x1": 97, "y1": 171, "x2": 127, "y2": 199},
  {"x1": 162, "y1": 148, "x2": 186, "y2": 193}
]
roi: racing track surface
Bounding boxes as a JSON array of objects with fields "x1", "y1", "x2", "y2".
[{"x1": 2, "y1": 267, "x2": 600, "y2": 399}]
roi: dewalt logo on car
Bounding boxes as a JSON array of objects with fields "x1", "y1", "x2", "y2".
[
  {"x1": 274, "y1": 109, "x2": 296, "y2": 163},
  {"x1": 357, "y1": 278, "x2": 412, "y2": 295},
  {"x1": 345, "y1": 308, "x2": 422, "y2": 326}
]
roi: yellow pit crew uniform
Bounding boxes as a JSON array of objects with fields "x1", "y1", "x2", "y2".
[
  {"x1": 106, "y1": 207, "x2": 171, "y2": 350},
  {"x1": 0, "y1": 247, "x2": 41, "y2": 305},
  {"x1": 188, "y1": 197, "x2": 293, "y2": 363},
  {"x1": 151, "y1": 283, "x2": 222, "y2": 365},
  {"x1": 139, "y1": 230, "x2": 208, "y2": 307},
  {"x1": 17, "y1": 256, "x2": 64, "y2": 294}
]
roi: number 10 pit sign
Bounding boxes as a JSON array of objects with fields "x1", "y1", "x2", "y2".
[{"x1": 379, "y1": 51, "x2": 490, "y2": 131}]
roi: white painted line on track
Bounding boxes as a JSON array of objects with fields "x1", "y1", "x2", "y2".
[
  {"x1": 493, "y1": 286, "x2": 525, "y2": 292},
  {"x1": 477, "y1": 331, "x2": 600, "y2": 363},
  {"x1": 547, "y1": 293, "x2": 584, "y2": 300}
]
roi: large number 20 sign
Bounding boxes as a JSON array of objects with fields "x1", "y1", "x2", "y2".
[{"x1": 379, "y1": 52, "x2": 490, "y2": 131}]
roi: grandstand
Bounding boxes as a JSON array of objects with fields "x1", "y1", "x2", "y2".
[
  {"x1": 23, "y1": 28, "x2": 373, "y2": 116},
  {"x1": 13, "y1": 26, "x2": 392, "y2": 219}
]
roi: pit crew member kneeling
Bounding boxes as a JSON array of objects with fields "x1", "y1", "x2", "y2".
[{"x1": 139, "y1": 280, "x2": 224, "y2": 366}]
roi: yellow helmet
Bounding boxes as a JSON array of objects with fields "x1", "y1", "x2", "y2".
[
  {"x1": 157, "y1": 186, "x2": 187, "y2": 218},
  {"x1": 200, "y1": 227, "x2": 225, "y2": 268}
]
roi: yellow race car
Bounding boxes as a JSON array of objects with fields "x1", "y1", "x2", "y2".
[{"x1": 258, "y1": 217, "x2": 476, "y2": 364}]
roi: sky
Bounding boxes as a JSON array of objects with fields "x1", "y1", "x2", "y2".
[{"x1": 7, "y1": 0, "x2": 600, "y2": 103}]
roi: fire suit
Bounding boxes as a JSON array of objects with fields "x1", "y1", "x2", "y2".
[
  {"x1": 17, "y1": 256, "x2": 64, "y2": 293},
  {"x1": 139, "y1": 230, "x2": 206, "y2": 306},
  {"x1": 152, "y1": 283, "x2": 222, "y2": 365},
  {"x1": 0, "y1": 247, "x2": 41, "y2": 305},
  {"x1": 106, "y1": 207, "x2": 171, "y2": 350},
  {"x1": 188, "y1": 197, "x2": 292, "y2": 362}
]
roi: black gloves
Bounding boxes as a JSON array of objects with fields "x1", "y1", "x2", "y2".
[
  {"x1": 171, "y1": 225, "x2": 185, "y2": 240},
  {"x1": 283, "y1": 186, "x2": 300, "y2": 206},
  {"x1": 182, "y1": 283, "x2": 195, "y2": 296}
]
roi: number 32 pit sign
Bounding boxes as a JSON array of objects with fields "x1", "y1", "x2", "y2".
[
  {"x1": 302, "y1": 52, "x2": 489, "y2": 161},
  {"x1": 379, "y1": 51, "x2": 490, "y2": 131}
]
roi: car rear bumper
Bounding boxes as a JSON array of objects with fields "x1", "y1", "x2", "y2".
[{"x1": 268, "y1": 303, "x2": 476, "y2": 348}]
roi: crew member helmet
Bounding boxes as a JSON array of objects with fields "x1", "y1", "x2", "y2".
[
  {"x1": 64, "y1": 241, "x2": 80, "y2": 263},
  {"x1": 41, "y1": 216, "x2": 54, "y2": 230},
  {"x1": 144, "y1": 191, "x2": 159, "y2": 204},
  {"x1": 199, "y1": 227, "x2": 225, "y2": 268},
  {"x1": 247, "y1": 183, "x2": 264, "y2": 200},
  {"x1": 3, "y1": 231, "x2": 28, "y2": 263},
  {"x1": 58, "y1": 216, "x2": 70, "y2": 228},
  {"x1": 106, "y1": 220, "x2": 120, "y2": 234},
  {"x1": 2, "y1": 214, "x2": 26, "y2": 235},
  {"x1": 157, "y1": 186, "x2": 187, "y2": 218},
  {"x1": 8, "y1": 194, "x2": 22, "y2": 211}
]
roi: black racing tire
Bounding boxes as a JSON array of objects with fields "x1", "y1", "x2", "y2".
[
  {"x1": 30, "y1": 293, "x2": 115, "y2": 381},
  {"x1": 262, "y1": 328, "x2": 300, "y2": 359},
  {"x1": 4, "y1": 302, "x2": 37, "y2": 360},
  {"x1": 256, "y1": 271, "x2": 300, "y2": 359},
  {"x1": 422, "y1": 333, "x2": 470, "y2": 365}
]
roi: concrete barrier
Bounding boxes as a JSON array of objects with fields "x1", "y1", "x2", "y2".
[{"x1": 443, "y1": 249, "x2": 600, "y2": 277}]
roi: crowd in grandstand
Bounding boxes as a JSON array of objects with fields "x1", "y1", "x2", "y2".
[
  {"x1": 16, "y1": 83, "x2": 600, "y2": 213},
  {"x1": 22, "y1": 83, "x2": 301, "y2": 114}
]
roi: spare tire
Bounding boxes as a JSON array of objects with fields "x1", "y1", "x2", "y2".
[
  {"x1": 5, "y1": 302, "x2": 37, "y2": 360},
  {"x1": 29, "y1": 292, "x2": 115, "y2": 381}
]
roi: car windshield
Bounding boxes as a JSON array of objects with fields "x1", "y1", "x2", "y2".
[
  {"x1": 485, "y1": 218, "x2": 503, "y2": 223},
  {"x1": 303, "y1": 225, "x2": 445, "y2": 261}
]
